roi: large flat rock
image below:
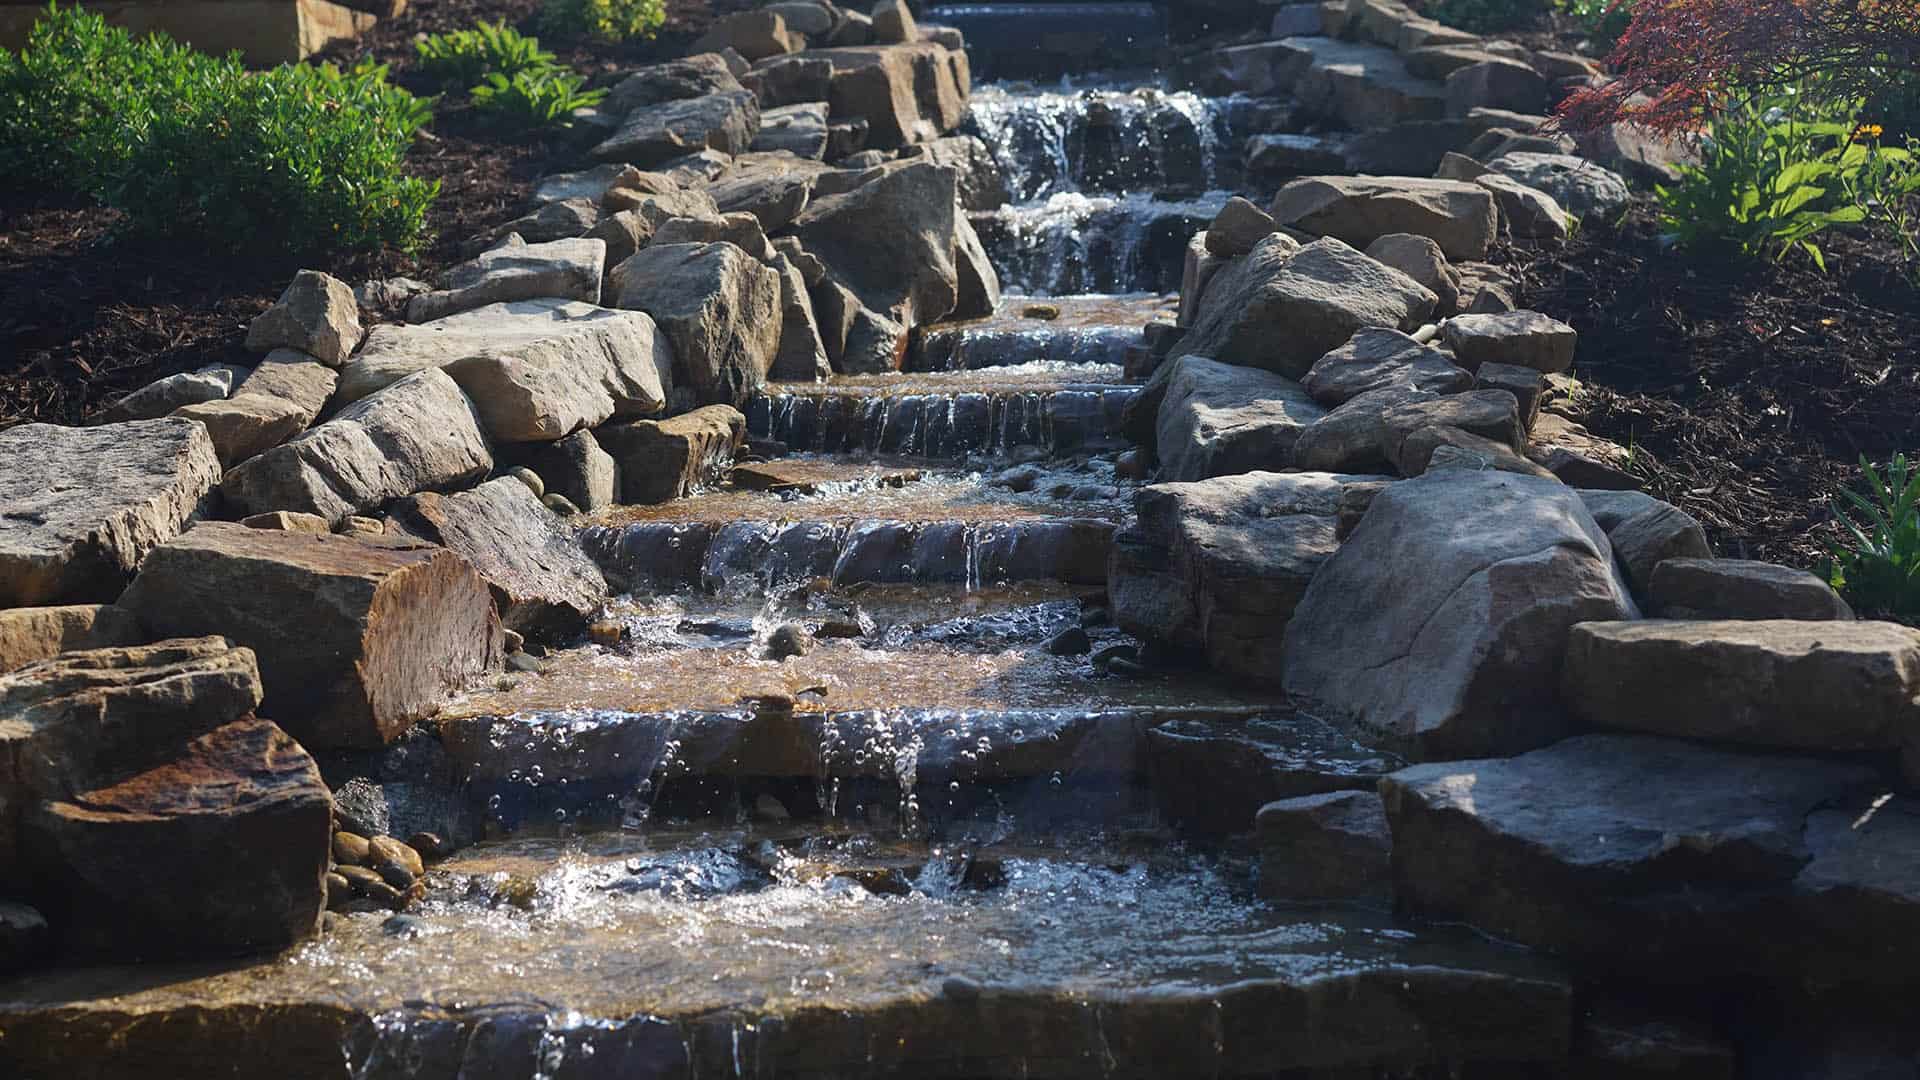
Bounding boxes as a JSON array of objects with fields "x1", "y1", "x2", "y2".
[
  {"x1": 0, "y1": 419, "x2": 219, "y2": 606},
  {"x1": 1282, "y1": 468, "x2": 1636, "y2": 758},
  {"x1": 389, "y1": 478, "x2": 607, "y2": 642},
  {"x1": 1154, "y1": 355, "x2": 1327, "y2": 482},
  {"x1": 1270, "y1": 176, "x2": 1499, "y2": 261},
  {"x1": 221, "y1": 369, "x2": 493, "y2": 525},
  {"x1": 338, "y1": 300, "x2": 673, "y2": 442},
  {"x1": 590, "y1": 89, "x2": 761, "y2": 166},
  {"x1": 0, "y1": 605, "x2": 144, "y2": 675},
  {"x1": 404, "y1": 237, "x2": 605, "y2": 324},
  {"x1": 117, "y1": 524, "x2": 504, "y2": 750},
  {"x1": 175, "y1": 350, "x2": 339, "y2": 467}
]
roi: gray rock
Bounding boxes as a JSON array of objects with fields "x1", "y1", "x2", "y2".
[
  {"x1": 1488, "y1": 151, "x2": 1631, "y2": 222},
  {"x1": 1270, "y1": 175, "x2": 1499, "y2": 261},
  {"x1": 707, "y1": 155, "x2": 821, "y2": 231},
  {"x1": 765, "y1": 2, "x2": 834, "y2": 36},
  {"x1": 1475, "y1": 173, "x2": 1570, "y2": 241},
  {"x1": 246, "y1": 270, "x2": 361, "y2": 366},
  {"x1": 1605, "y1": 498, "x2": 1712, "y2": 595},
  {"x1": 220, "y1": 369, "x2": 492, "y2": 525},
  {"x1": 1302, "y1": 327, "x2": 1472, "y2": 407},
  {"x1": 1283, "y1": 469, "x2": 1636, "y2": 758},
  {"x1": 1648, "y1": 557, "x2": 1853, "y2": 621},
  {"x1": 1377, "y1": 388, "x2": 1523, "y2": 468},
  {"x1": 174, "y1": 349, "x2": 339, "y2": 467},
  {"x1": 770, "y1": 254, "x2": 833, "y2": 381},
  {"x1": 0, "y1": 418, "x2": 220, "y2": 607},
  {"x1": 1441, "y1": 310, "x2": 1577, "y2": 373},
  {"x1": 816, "y1": 41, "x2": 970, "y2": 150},
  {"x1": 1181, "y1": 235, "x2": 1437, "y2": 380},
  {"x1": 695, "y1": 10, "x2": 802, "y2": 62},
  {"x1": 341, "y1": 300, "x2": 673, "y2": 443},
  {"x1": 1444, "y1": 58, "x2": 1549, "y2": 118},
  {"x1": 870, "y1": 0, "x2": 916, "y2": 43},
  {"x1": 1246, "y1": 133, "x2": 1351, "y2": 182},
  {"x1": 1154, "y1": 355, "x2": 1327, "y2": 481},
  {"x1": 904, "y1": 134, "x2": 1007, "y2": 212},
  {"x1": 98, "y1": 364, "x2": 244, "y2": 423},
  {"x1": 1148, "y1": 712, "x2": 1402, "y2": 836},
  {"x1": 1256, "y1": 790, "x2": 1393, "y2": 903},
  {"x1": 952, "y1": 213, "x2": 1001, "y2": 320},
  {"x1": 591, "y1": 90, "x2": 762, "y2": 167},
  {"x1": 483, "y1": 199, "x2": 600, "y2": 247},
  {"x1": 750, "y1": 101, "x2": 830, "y2": 159},
  {"x1": 600, "y1": 54, "x2": 743, "y2": 116},
  {"x1": 1292, "y1": 384, "x2": 1431, "y2": 474},
  {"x1": 609, "y1": 242, "x2": 781, "y2": 409},
  {"x1": 530, "y1": 163, "x2": 646, "y2": 207},
  {"x1": 585, "y1": 188, "x2": 723, "y2": 266},
  {"x1": 389, "y1": 478, "x2": 608, "y2": 641},
  {"x1": 1269, "y1": 36, "x2": 1447, "y2": 130},
  {"x1": 1205, "y1": 196, "x2": 1282, "y2": 258},
  {"x1": 599, "y1": 405, "x2": 746, "y2": 504},
  {"x1": 1472, "y1": 361, "x2": 1545, "y2": 430},
  {"x1": 405, "y1": 237, "x2": 605, "y2": 324},
  {"x1": 1363, "y1": 232, "x2": 1459, "y2": 313},
  {"x1": 652, "y1": 210, "x2": 777, "y2": 260}
]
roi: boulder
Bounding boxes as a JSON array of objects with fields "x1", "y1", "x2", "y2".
[
  {"x1": 1256, "y1": 790, "x2": 1393, "y2": 903},
  {"x1": 0, "y1": 605, "x2": 144, "y2": 675},
  {"x1": 24, "y1": 717, "x2": 330, "y2": 959},
  {"x1": 815, "y1": 42, "x2": 970, "y2": 149},
  {"x1": 1292, "y1": 385, "x2": 1431, "y2": 474},
  {"x1": 1181, "y1": 235, "x2": 1436, "y2": 379},
  {"x1": 695, "y1": 10, "x2": 801, "y2": 61},
  {"x1": 707, "y1": 156, "x2": 821, "y2": 231},
  {"x1": 751, "y1": 101, "x2": 830, "y2": 159},
  {"x1": 245, "y1": 270, "x2": 361, "y2": 366},
  {"x1": 1205, "y1": 196, "x2": 1283, "y2": 258},
  {"x1": 770, "y1": 254, "x2": 833, "y2": 381},
  {"x1": 600, "y1": 54, "x2": 743, "y2": 115},
  {"x1": 1441, "y1": 310, "x2": 1577, "y2": 373},
  {"x1": 1269, "y1": 36, "x2": 1447, "y2": 130},
  {"x1": 484, "y1": 199, "x2": 600, "y2": 246},
  {"x1": 1488, "y1": 151, "x2": 1631, "y2": 222},
  {"x1": 1564, "y1": 619, "x2": 1920, "y2": 754},
  {"x1": 1111, "y1": 471, "x2": 1387, "y2": 678},
  {"x1": 584, "y1": 189, "x2": 722, "y2": 266},
  {"x1": 952, "y1": 214, "x2": 1001, "y2": 320},
  {"x1": 97, "y1": 364, "x2": 244, "y2": 423},
  {"x1": 1283, "y1": 469, "x2": 1636, "y2": 758},
  {"x1": 1246, "y1": 133, "x2": 1352, "y2": 183},
  {"x1": 220, "y1": 369, "x2": 492, "y2": 524},
  {"x1": 1648, "y1": 558, "x2": 1853, "y2": 621},
  {"x1": 1363, "y1": 233, "x2": 1459, "y2": 313},
  {"x1": 652, "y1": 210, "x2": 778, "y2": 260},
  {"x1": 870, "y1": 0, "x2": 916, "y2": 43},
  {"x1": 1472, "y1": 361, "x2": 1545, "y2": 430},
  {"x1": 0, "y1": 418, "x2": 220, "y2": 607},
  {"x1": 173, "y1": 349, "x2": 339, "y2": 467},
  {"x1": 1380, "y1": 734, "x2": 1879, "y2": 978},
  {"x1": 389, "y1": 478, "x2": 607, "y2": 641},
  {"x1": 118, "y1": 523, "x2": 503, "y2": 749},
  {"x1": 793, "y1": 161, "x2": 962, "y2": 372},
  {"x1": 1403, "y1": 427, "x2": 1553, "y2": 478},
  {"x1": 1475, "y1": 173, "x2": 1570, "y2": 242},
  {"x1": 591, "y1": 90, "x2": 762, "y2": 167},
  {"x1": 341, "y1": 300, "x2": 673, "y2": 443},
  {"x1": 905, "y1": 134, "x2": 1007, "y2": 211},
  {"x1": 404, "y1": 237, "x2": 605, "y2": 324},
  {"x1": 1271, "y1": 176, "x2": 1499, "y2": 261},
  {"x1": 1377, "y1": 388, "x2": 1524, "y2": 470},
  {"x1": 598, "y1": 405, "x2": 746, "y2": 504},
  {"x1": 1154, "y1": 356, "x2": 1328, "y2": 481},
  {"x1": 1604, "y1": 499, "x2": 1712, "y2": 595},
  {"x1": 1444, "y1": 58, "x2": 1549, "y2": 118},
  {"x1": 499, "y1": 430, "x2": 618, "y2": 513},
  {"x1": 530, "y1": 163, "x2": 648, "y2": 207},
  {"x1": 1302, "y1": 327, "x2": 1472, "y2": 407},
  {"x1": 241, "y1": 511, "x2": 331, "y2": 533},
  {"x1": 747, "y1": 54, "x2": 835, "y2": 109},
  {"x1": 610, "y1": 242, "x2": 782, "y2": 408}
]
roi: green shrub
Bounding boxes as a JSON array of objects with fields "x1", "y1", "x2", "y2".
[
  {"x1": 470, "y1": 68, "x2": 605, "y2": 130},
  {"x1": 1427, "y1": 0, "x2": 1551, "y2": 33},
  {"x1": 414, "y1": 20, "x2": 554, "y2": 91},
  {"x1": 1824, "y1": 453, "x2": 1920, "y2": 619},
  {"x1": 538, "y1": 0, "x2": 666, "y2": 43}
]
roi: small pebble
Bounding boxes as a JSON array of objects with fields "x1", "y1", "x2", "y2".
[
  {"x1": 766, "y1": 623, "x2": 814, "y2": 661},
  {"x1": 368, "y1": 836, "x2": 425, "y2": 880},
  {"x1": 587, "y1": 620, "x2": 626, "y2": 647},
  {"x1": 1045, "y1": 626, "x2": 1092, "y2": 656},
  {"x1": 1114, "y1": 449, "x2": 1147, "y2": 481},
  {"x1": 1021, "y1": 303, "x2": 1060, "y2": 320},
  {"x1": 942, "y1": 975, "x2": 984, "y2": 1000},
  {"x1": 543, "y1": 492, "x2": 581, "y2": 516},
  {"x1": 382, "y1": 914, "x2": 428, "y2": 938},
  {"x1": 506, "y1": 465, "x2": 545, "y2": 498},
  {"x1": 506, "y1": 652, "x2": 544, "y2": 673},
  {"x1": 502, "y1": 629, "x2": 526, "y2": 653},
  {"x1": 406, "y1": 832, "x2": 449, "y2": 862},
  {"x1": 331, "y1": 831, "x2": 371, "y2": 867},
  {"x1": 337, "y1": 516, "x2": 384, "y2": 536}
]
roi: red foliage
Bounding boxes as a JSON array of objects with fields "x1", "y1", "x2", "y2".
[{"x1": 1558, "y1": 0, "x2": 1920, "y2": 133}]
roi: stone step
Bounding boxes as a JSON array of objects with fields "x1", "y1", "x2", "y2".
[
  {"x1": 746, "y1": 372, "x2": 1138, "y2": 458},
  {"x1": 972, "y1": 192, "x2": 1226, "y2": 295},
  {"x1": 0, "y1": 831, "x2": 1576, "y2": 1079},
  {"x1": 908, "y1": 294, "x2": 1169, "y2": 372}
]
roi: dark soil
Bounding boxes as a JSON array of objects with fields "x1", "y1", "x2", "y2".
[{"x1": 1515, "y1": 198, "x2": 1920, "y2": 569}]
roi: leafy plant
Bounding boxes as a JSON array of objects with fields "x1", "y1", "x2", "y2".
[
  {"x1": 1427, "y1": 0, "x2": 1551, "y2": 33},
  {"x1": 538, "y1": 0, "x2": 666, "y2": 43},
  {"x1": 1823, "y1": 453, "x2": 1920, "y2": 618},
  {"x1": 469, "y1": 68, "x2": 605, "y2": 130},
  {"x1": 1655, "y1": 88, "x2": 1883, "y2": 268},
  {"x1": 414, "y1": 21, "x2": 554, "y2": 90}
]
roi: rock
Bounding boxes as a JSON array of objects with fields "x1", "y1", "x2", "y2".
[
  {"x1": 1205, "y1": 196, "x2": 1281, "y2": 258},
  {"x1": 389, "y1": 478, "x2": 607, "y2": 641},
  {"x1": 751, "y1": 102, "x2": 830, "y2": 159},
  {"x1": 174, "y1": 349, "x2": 339, "y2": 467},
  {"x1": 830, "y1": 9, "x2": 874, "y2": 45},
  {"x1": 591, "y1": 90, "x2": 761, "y2": 167},
  {"x1": 1292, "y1": 385, "x2": 1431, "y2": 474},
  {"x1": 1111, "y1": 471, "x2": 1386, "y2": 678},
  {"x1": 500, "y1": 430, "x2": 619, "y2": 513},
  {"x1": 367, "y1": 835, "x2": 424, "y2": 882},
  {"x1": 1434, "y1": 150, "x2": 1490, "y2": 181},
  {"x1": 245, "y1": 270, "x2": 361, "y2": 366},
  {"x1": 1283, "y1": 469, "x2": 1636, "y2": 758},
  {"x1": 1472, "y1": 361, "x2": 1545, "y2": 430},
  {"x1": 98, "y1": 364, "x2": 244, "y2": 422},
  {"x1": 1181, "y1": 235, "x2": 1436, "y2": 380},
  {"x1": 870, "y1": 0, "x2": 916, "y2": 43},
  {"x1": 951, "y1": 215, "x2": 1000, "y2": 320},
  {"x1": 531, "y1": 163, "x2": 646, "y2": 207},
  {"x1": 766, "y1": 623, "x2": 814, "y2": 660},
  {"x1": 770, "y1": 254, "x2": 833, "y2": 382},
  {"x1": 1270, "y1": 176, "x2": 1498, "y2": 261},
  {"x1": 0, "y1": 418, "x2": 220, "y2": 607},
  {"x1": 1444, "y1": 58, "x2": 1549, "y2": 118},
  {"x1": 355, "y1": 277, "x2": 434, "y2": 320},
  {"x1": 0, "y1": 901, "x2": 49, "y2": 973},
  {"x1": 794, "y1": 162, "x2": 963, "y2": 372},
  {"x1": 1154, "y1": 355, "x2": 1328, "y2": 481},
  {"x1": 1488, "y1": 151, "x2": 1631, "y2": 223},
  {"x1": 0, "y1": 604, "x2": 144, "y2": 675},
  {"x1": 1044, "y1": 626, "x2": 1091, "y2": 656},
  {"x1": 341, "y1": 300, "x2": 673, "y2": 444},
  {"x1": 1255, "y1": 790, "x2": 1393, "y2": 903},
  {"x1": 332, "y1": 830, "x2": 371, "y2": 866},
  {"x1": 652, "y1": 209, "x2": 778, "y2": 259},
  {"x1": 610, "y1": 243, "x2": 781, "y2": 409},
  {"x1": 544, "y1": 493, "x2": 581, "y2": 516},
  {"x1": 1147, "y1": 712, "x2": 1401, "y2": 836},
  {"x1": 118, "y1": 523, "x2": 504, "y2": 749},
  {"x1": 1379, "y1": 734, "x2": 1877, "y2": 978},
  {"x1": 1604, "y1": 499, "x2": 1712, "y2": 595},
  {"x1": 1363, "y1": 233, "x2": 1460, "y2": 313},
  {"x1": 1475, "y1": 173, "x2": 1570, "y2": 241},
  {"x1": 816, "y1": 42, "x2": 970, "y2": 149},
  {"x1": 598, "y1": 405, "x2": 746, "y2": 504},
  {"x1": 23, "y1": 717, "x2": 331, "y2": 959},
  {"x1": 1441, "y1": 310, "x2": 1576, "y2": 373},
  {"x1": 1576, "y1": 116, "x2": 1700, "y2": 187},
  {"x1": 1301, "y1": 327, "x2": 1471, "y2": 407},
  {"x1": 1403, "y1": 44, "x2": 1515, "y2": 81},
  {"x1": 903, "y1": 134, "x2": 1007, "y2": 212},
  {"x1": 601, "y1": 54, "x2": 743, "y2": 116},
  {"x1": 338, "y1": 517, "x2": 385, "y2": 537},
  {"x1": 1648, "y1": 558, "x2": 1853, "y2": 621},
  {"x1": 695, "y1": 10, "x2": 801, "y2": 62},
  {"x1": 1378, "y1": 388, "x2": 1523, "y2": 468},
  {"x1": 1575, "y1": 1003, "x2": 1736, "y2": 1080},
  {"x1": 220, "y1": 369, "x2": 492, "y2": 525},
  {"x1": 483, "y1": 199, "x2": 600, "y2": 248},
  {"x1": 1269, "y1": 36, "x2": 1448, "y2": 130},
  {"x1": 505, "y1": 465, "x2": 544, "y2": 499},
  {"x1": 1564, "y1": 619, "x2": 1920, "y2": 754},
  {"x1": 1245, "y1": 133, "x2": 1351, "y2": 183},
  {"x1": 405, "y1": 238, "x2": 605, "y2": 324}
]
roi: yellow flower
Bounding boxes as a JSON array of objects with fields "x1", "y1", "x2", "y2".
[{"x1": 1853, "y1": 123, "x2": 1886, "y2": 143}]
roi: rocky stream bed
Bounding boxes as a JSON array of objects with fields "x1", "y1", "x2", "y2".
[{"x1": 2, "y1": 1, "x2": 1918, "y2": 1077}]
